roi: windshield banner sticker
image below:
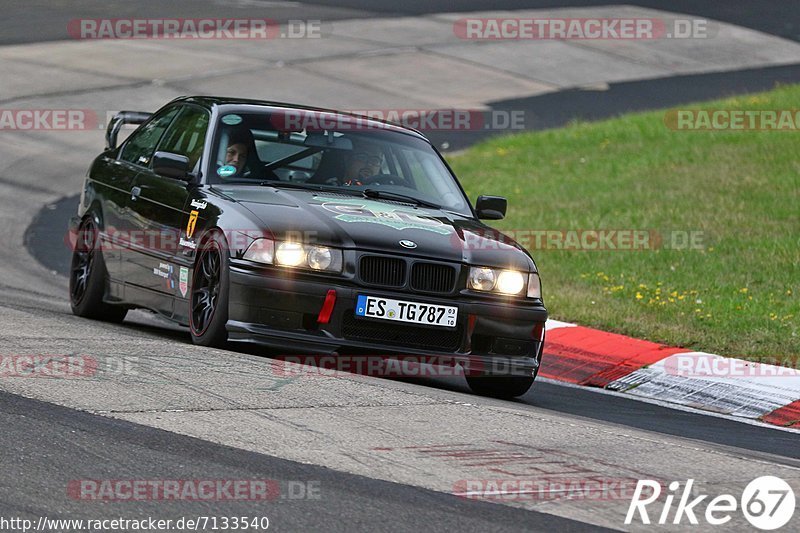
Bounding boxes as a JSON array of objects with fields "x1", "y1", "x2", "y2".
[{"x1": 317, "y1": 197, "x2": 453, "y2": 235}]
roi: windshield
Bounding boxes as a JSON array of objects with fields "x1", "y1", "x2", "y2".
[{"x1": 208, "y1": 109, "x2": 471, "y2": 214}]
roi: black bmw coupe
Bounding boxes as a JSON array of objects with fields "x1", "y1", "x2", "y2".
[{"x1": 69, "y1": 97, "x2": 547, "y2": 398}]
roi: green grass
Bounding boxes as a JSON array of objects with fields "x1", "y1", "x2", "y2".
[{"x1": 448, "y1": 84, "x2": 799, "y2": 362}]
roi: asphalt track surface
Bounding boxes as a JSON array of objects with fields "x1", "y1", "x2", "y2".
[
  {"x1": 1, "y1": 391, "x2": 604, "y2": 532},
  {"x1": 22, "y1": 193, "x2": 800, "y2": 461},
  {"x1": 4, "y1": 2, "x2": 800, "y2": 532},
  {"x1": 4, "y1": 0, "x2": 798, "y2": 45},
  {"x1": 13, "y1": 190, "x2": 800, "y2": 530},
  {"x1": 19, "y1": 187, "x2": 800, "y2": 461},
  {"x1": 4, "y1": 1, "x2": 799, "y2": 151},
  {"x1": 430, "y1": 63, "x2": 800, "y2": 150}
]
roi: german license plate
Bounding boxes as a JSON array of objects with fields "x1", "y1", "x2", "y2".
[{"x1": 355, "y1": 295, "x2": 457, "y2": 328}]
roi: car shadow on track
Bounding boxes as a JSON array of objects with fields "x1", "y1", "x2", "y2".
[{"x1": 124, "y1": 310, "x2": 510, "y2": 403}]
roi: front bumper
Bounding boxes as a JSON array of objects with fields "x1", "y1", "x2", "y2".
[{"x1": 227, "y1": 262, "x2": 547, "y2": 377}]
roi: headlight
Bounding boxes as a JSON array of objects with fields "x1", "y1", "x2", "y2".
[
  {"x1": 242, "y1": 238, "x2": 274, "y2": 264},
  {"x1": 468, "y1": 267, "x2": 536, "y2": 297},
  {"x1": 307, "y1": 247, "x2": 333, "y2": 270},
  {"x1": 244, "y1": 239, "x2": 342, "y2": 273},
  {"x1": 275, "y1": 241, "x2": 306, "y2": 267},
  {"x1": 468, "y1": 267, "x2": 496, "y2": 291},
  {"x1": 496, "y1": 270, "x2": 525, "y2": 295}
]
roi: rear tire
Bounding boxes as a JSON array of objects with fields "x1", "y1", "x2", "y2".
[
  {"x1": 466, "y1": 375, "x2": 535, "y2": 399},
  {"x1": 189, "y1": 230, "x2": 230, "y2": 348},
  {"x1": 69, "y1": 216, "x2": 127, "y2": 323}
]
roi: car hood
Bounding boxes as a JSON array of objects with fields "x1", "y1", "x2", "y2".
[{"x1": 214, "y1": 186, "x2": 536, "y2": 272}]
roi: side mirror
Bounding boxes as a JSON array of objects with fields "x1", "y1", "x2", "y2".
[
  {"x1": 153, "y1": 151, "x2": 191, "y2": 180},
  {"x1": 475, "y1": 195, "x2": 507, "y2": 220}
]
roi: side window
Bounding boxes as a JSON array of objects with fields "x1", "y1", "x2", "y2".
[
  {"x1": 119, "y1": 108, "x2": 179, "y2": 166},
  {"x1": 156, "y1": 106, "x2": 210, "y2": 171}
]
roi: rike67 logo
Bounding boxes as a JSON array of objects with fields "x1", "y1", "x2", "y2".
[{"x1": 626, "y1": 476, "x2": 795, "y2": 530}]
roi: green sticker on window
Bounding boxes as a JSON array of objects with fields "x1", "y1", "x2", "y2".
[
  {"x1": 222, "y1": 114, "x2": 243, "y2": 126},
  {"x1": 217, "y1": 165, "x2": 237, "y2": 177}
]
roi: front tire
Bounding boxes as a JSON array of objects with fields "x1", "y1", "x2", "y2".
[
  {"x1": 189, "y1": 231, "x2": 230, "y2": 347},
  {"x1": 69, "y1": 217, "x2": 127, "y2": 323}
]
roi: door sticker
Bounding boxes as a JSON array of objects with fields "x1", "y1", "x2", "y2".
[
  {"x1": 186, "y1": 210, "x2": 199, "y2": 238},
  {"x1": 152, "y1": 262, "x2": 175, "y2": 291},
  {"x1": 179, "y1": 267, "x2": 189, "y2": 297}
]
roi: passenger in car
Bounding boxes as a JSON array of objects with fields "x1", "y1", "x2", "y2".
[{"x1": 225, "y1": 130, "x2": 250, "y2": 176}]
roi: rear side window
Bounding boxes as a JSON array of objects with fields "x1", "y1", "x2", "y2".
[
  {"x1": 119, "y1": 108, "x2": 179, "y2": 167},
  {"x1": 156, "y1": 106, "x2": 210, "y2": 171}
]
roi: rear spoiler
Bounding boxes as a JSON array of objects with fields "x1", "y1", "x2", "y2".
[{"x1": 105, "y1": 111, "x2": 152, "y2": 150}]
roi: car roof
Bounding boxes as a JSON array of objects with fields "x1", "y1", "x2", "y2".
[{"x1": 169, "y1": 96, "x2": 429, "y2": 140}]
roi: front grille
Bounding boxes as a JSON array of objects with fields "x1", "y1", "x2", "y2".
[
  {"x1": 359, "y1": 256, "x2": 406, "y2": 287},
  {"x1": 410, "y1": 262, "x2": 456, "y2": 293},
  {"x1": 342, "y1": 313, "x2": 462, "y2": 351}
]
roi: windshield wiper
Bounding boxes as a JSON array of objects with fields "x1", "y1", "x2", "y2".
[
  {"x1": 261, "y1": 181, "x2": 360, "y2": 196},
  {"x1": 363, "y1": 189, "x2": 441, "y2": 209}
]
